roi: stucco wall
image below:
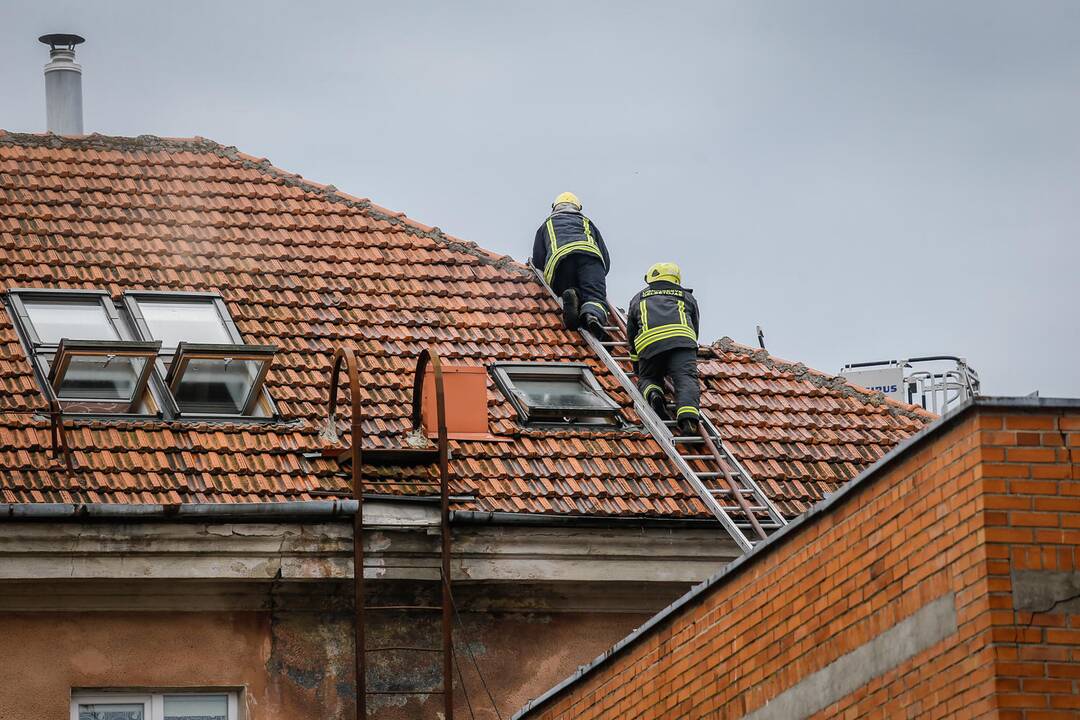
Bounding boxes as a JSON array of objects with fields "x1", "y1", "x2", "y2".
[{"x1": 0, "y1": 606, "x2": 649, "y2": 720}]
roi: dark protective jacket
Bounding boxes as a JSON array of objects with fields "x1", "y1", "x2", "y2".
[
  {"x1": 532, "y1": 210, "x2": 610, "y2": 285},
  {"x1": 626, "y1": 281, "x2": 700, "y2": 361}
]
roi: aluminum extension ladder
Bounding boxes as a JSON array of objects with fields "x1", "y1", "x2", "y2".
[{"x1": 533, "y1": 266, "x2": 788, "y2": 553}]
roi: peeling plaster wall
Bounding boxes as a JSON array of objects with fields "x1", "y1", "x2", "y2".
[
  {"x1": 0, "y1": 603, "x2": 651, "y2": 720},
  {"x1": 0, "y1": 612, "x2": 280, "y2": 720},
  {"x1": 362, "y1": 610, "x2": 648, "y2": 720}
]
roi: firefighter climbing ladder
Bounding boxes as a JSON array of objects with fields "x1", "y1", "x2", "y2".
[{"x1": 532, "y1": 266, "x2": 788, "y2": 553}]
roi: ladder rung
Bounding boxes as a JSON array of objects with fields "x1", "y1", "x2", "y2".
[
  {"x1": 695, "y1": 471, "x2": 740, "y2": 480},
  {"x1": 366, "y1": 690, "x2": 445, "y2": 696},
  {"x1": 680, "y1": 454, "x2": 713, "y2": 460},
  {"x1": 708, "y1": 487, "x2": 755, "y2": 495},
  {"x1": 600, "y1": 341, "x2": 628, "y2": 346},
  {"x1": 672, "y1": 436, "x2": 705, "y2": 443},
  {"x1": 602, "y1": 326, "x2": 620, "y2": 331},
  {"x1": 613, "y1": 356, "x2": 633, "y2": 361},
  {"x1": 364, "y1": 605, "x2": 442, "y2": 612},
  {"x1": 366, "y1": 646, "x2": 442, "y2": 653}
]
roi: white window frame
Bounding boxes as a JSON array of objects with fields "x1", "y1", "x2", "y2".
[
  {"x1": 491, "y1": 361, "x2": 622, "y2": 426},
  {"x1": 70, "y1": 691, "x2": 239, "y2": 720},
  {"x1": 5, "y1": 287, "x2": 279, "y2": 421},
  {"x1": 122, "y1": 291, "x2": 279, "y2": 419},
  {"x1": 6, "y1": 289, "x2": 165, "y2": 417}
]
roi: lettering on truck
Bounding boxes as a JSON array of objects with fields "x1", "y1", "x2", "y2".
[{"x1": 869, "y1": 384, "x2": 899, "y2": 394}]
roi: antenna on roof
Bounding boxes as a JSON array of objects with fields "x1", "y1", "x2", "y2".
[
  {"x1": 38, "y1": 33, "x2": 85, "y2": 135},
  {"x1": 756, "y1": 325, "x2": 766, "y2": 350}
]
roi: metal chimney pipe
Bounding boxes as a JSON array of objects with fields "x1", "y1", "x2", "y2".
[{"x1": 38, "y1": 33, "x2": 85, "y2": 135}]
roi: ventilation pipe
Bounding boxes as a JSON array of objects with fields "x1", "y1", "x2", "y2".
[{"x1": 38, "y1": 33, "x2": 85, "y2": 135}]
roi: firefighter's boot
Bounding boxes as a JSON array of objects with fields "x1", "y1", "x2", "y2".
[{"x1": 561, "y1": 289, "x2": 580, "y2": 330}]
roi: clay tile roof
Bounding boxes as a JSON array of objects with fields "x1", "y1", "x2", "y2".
[{"x1": 0, "y1": 131, "x2": 933, "y2": 518}]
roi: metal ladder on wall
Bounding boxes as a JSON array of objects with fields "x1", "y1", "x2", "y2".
[
  {"x1": 325, "y1": 347, "x2": 456, "y2": 720},
  {"x1": 532, "y1": 266, "x2": 788, "y2": 553}
]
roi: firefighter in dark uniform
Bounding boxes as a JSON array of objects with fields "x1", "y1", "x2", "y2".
[
  {"x1": 626, "y1": 262, "x2": 701, "y2": 435},
  {"x1": 532, "y1": 191, "x2": 611, "y2": 338}
]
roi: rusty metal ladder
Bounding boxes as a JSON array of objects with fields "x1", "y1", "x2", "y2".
[
  {"x1": 326, "y1": 347, "x2": 457, "y2": 719},
  {"x1": 532, "y1": 265, "x2": 788, "y2": 553}
]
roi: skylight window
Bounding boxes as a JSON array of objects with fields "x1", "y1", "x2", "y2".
[
  {"x1": 165, "y1": 342, "x2": 276, "y2": 416},
  {"x1": 492, "y1": 362, "x2": 621, "y2": 426},
  {"x1": 5, "y1": 289, "x2": 277, "y2": 420},
  {"x1": 137, "y1": 299, "x2": 234, "y2": 348},
  {"x1": 22, "y1": 297, "x2": 120, "y2": 343},
  {"x1": 49, "y1": 339, "x2": 160, "y2": 412},
  {"x1": 7, "y1": 290, "x2": 161, "y2": 414},
  {"x1": 124, "y1": 293, "x2": 278, "y2": 418}
]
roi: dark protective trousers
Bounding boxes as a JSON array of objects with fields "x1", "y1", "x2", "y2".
[
  {"x1": 551, "y1": 254, "x2": 608, "y2": 323},
  {"x1": 636, "y1": 347, "x2": 700, "y2": 420}
]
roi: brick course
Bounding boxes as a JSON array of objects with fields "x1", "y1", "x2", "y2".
[{"x1": 518, "y1": 401, "x2": 1080, "y2": 719}]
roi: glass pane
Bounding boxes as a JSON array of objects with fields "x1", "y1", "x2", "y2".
[
  {"x1": 512, "y1": 375, "x2": 611, "y2": 411},
  {"x1": 56, "y1": 354, "x2": 146, "y2": 401},
  {"x1": 24, "y1": 298, "x2": 118, "y2": 343},
  {"x1": 164, "y1": 695, "x2": 228, "y2": 720},
  {"x1": 77, "y1": 704, "x2": 144, "y2": 720},
  {"x1": 174, "y1": 356, "x2": 263, "y2": 414},
  {"x1": 139, "y1": 300, "x2": 232, "y2": 347}
]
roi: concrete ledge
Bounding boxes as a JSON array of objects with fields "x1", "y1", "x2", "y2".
[
  {"x1": 0, "y1": 508, "x2": 738, "y2": 586},
  {"x1": 742, "y1": 593, "x2": 958, "y2": 720}
]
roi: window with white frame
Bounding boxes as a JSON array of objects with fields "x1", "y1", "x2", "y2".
[
  {"x1": 70, "y1": 691, "x2": 238, "y2": 720},
  {"x1": 7, "y1": 290, "x2": 162, "y2": 415},
  {"x1": 5, "y1": 289, "x2": 277, "y2": 420},
  {"x1": 123, "y1": 293, "x2": 276, "y2": 418},
  {"x1": 491, "y1": 362, "x2": 622, "y2": 426}
]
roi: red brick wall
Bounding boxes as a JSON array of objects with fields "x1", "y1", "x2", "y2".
[
  {"x1": 521, "y1": 405, "x2": 1080, "y2": 720},
  {"x1": 981, "y1": 410, "x2": 1080, "y2": 719}
]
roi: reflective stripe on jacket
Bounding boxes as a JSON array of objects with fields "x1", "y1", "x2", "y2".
[
  {"x1": 626, "y1": 281, "x2": 700, "y2": 361},
  {"x1": 531, "y1": 211, "x2": 610, "y2": 284}
]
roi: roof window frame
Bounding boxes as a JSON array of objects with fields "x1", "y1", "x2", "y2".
[
  {"x1": 4, "y1": 288, "x2": 279, "y2": 422},
  {"x1": 491, "y1": 361, "x2": 622, "y2": 427},
  {"x1": 164, "y1": 341, "x2": 277, "y2": 418},
  {"x1": 121, "y1": 291, "x2": 280, "y2": 420},
  {"x1": 122, "y1": 290, "x2": 245, "y2": 349},
  {"x1": 48, "y1": 338, "x2": 162, "y2": 411},
  {"x1": 8, "y1": 288, "x2": 125, "y2": 347},
  {"x1": 5, "y1": 288, "x2": 165, "y2": 418}
]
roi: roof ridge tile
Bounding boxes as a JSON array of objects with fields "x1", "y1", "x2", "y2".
[{"x1": 0, "y1": 130, "x2": 527, "y2": 275}]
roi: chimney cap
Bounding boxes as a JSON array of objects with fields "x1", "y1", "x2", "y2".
[{"x1": 38, "y1": 34, "x2": 85, "y2": 49}]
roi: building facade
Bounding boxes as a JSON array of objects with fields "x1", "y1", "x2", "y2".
[
  {"x1": 0, "y1": 131, "x2": 932, "y2": 719},
  {"x1": 516, "y1": 399, "x2": 1080, "y2": 720}
]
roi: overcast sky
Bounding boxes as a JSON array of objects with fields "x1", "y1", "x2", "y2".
[{"x1": 2, "y1": 0, "x2": 1078, "y2": 397}]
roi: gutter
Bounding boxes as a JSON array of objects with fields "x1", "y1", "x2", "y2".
[
  {"x1": 0, "y1": 500, "x2": 719, "y2": 528},
  {"x1": 0, "y1": 500, "x2": 358, "y2": 520},
  {"x1": 449, "y1": 510, "x2": 725, "y2": 529},
  {"x1": 0, "y1": 494, "x2": 475, "y2": 521},
  {"x1": 511, "y1": 396, "x2": 1080, "y2": 719}
]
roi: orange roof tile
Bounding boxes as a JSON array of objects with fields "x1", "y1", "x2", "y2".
[{"x1": 0, "y1": 132, "x2": 933, "y2": 517}]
